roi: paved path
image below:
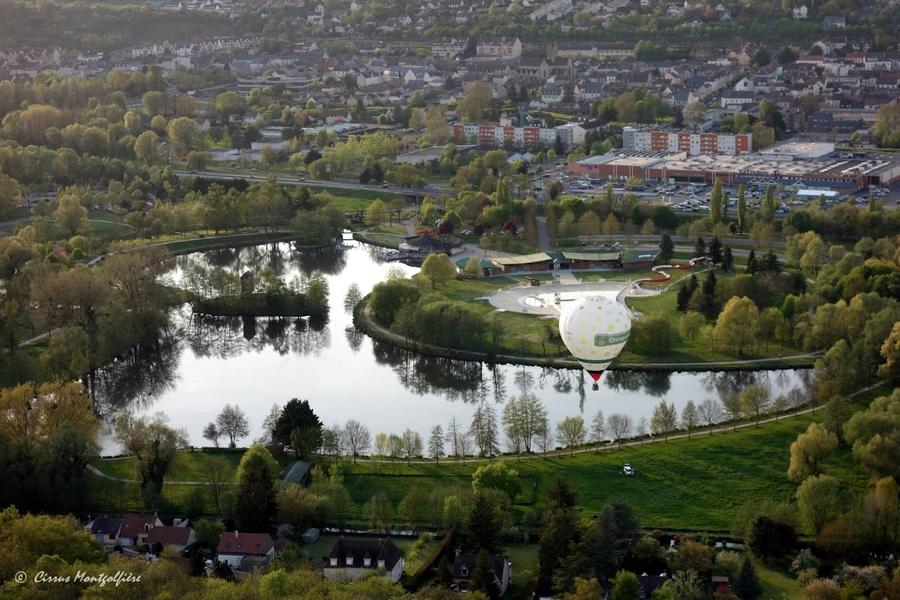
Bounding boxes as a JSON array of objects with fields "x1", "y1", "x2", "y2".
[
  {"x1": 93, "y1": 382, "x2": 884, "y2": 475},
  {"x1": 173, "y1": 169, "x2": 452, "y2": 199},
  {"x1": 1, "y1": 330, "x2": 58, "y2": 354},
  {"x1": 87, "y1": 464, "x2": 236, "y2": 486},
  {"x1": 556, "y1": 270, "x2": 580, "y2": 285},
  {"x1": 535, "y1": 216, "x2": 551, "y2": 251}
]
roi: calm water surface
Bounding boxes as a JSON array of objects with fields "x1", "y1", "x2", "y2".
[{"x1": 94, "y1": 241, "x2": 811, "y2": 453}]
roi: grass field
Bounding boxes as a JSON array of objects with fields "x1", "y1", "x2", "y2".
[
  {"x1": 340, "y1": 405, "x2": 869, "y2": 532},
  {"x1": 85, "y1": 388, "x2": 884, "y2": 532},
  {"x1": 327, "y1": 190, "x2": 395, "y2": 212},
  {"x1": 756, "y1": 559, "x2": 803, "y2": 599}
]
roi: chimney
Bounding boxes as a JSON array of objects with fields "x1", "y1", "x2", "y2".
[{"x1": 235, "y1": 530, "x2": 239, "y2": 538}]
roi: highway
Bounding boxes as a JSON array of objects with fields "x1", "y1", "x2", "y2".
[{"x1": 173, "y1": 169, "x2": 452, "y2": 199}]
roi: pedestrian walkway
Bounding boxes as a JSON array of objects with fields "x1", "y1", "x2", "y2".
[{"x1": 556, "y1": 270, "x2": 580, "y2": 285}]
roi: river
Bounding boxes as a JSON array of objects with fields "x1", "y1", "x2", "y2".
[{"x1": 93, "y1": 240, "x2": 811, "y2": 454}]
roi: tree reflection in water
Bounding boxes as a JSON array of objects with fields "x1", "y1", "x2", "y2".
[
  {"x1": 184, "y1": 312, "x2": 330, "y2": 359},
  {"x1": 92, "y1": 340, "x2": 180, "y2": 421},
  {"x1": 701, "y1": 370, "x2": 767, "y2": 401},
  {"x1": 345, "y1": 326, "x2": 365, "y2": 352},
  {"x1": 171, "y1": 243, "x2": 347, "y2": 282}
]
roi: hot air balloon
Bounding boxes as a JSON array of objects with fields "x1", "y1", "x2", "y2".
[{"x1": 559, "y1": 295, "x2": 632, "y2": 390}]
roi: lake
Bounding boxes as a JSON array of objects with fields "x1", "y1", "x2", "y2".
[{"x1": 93, "y1": 240, "x2": 812, "y2": 454}]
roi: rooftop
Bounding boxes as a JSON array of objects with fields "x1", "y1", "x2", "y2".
[{"x1": 490, "y1": 252, "x2": 553, "y2": 265}]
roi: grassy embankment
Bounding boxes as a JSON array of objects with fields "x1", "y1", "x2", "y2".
[{"x1": 86, "y1": 387, "x2": 884, "y2": 533}]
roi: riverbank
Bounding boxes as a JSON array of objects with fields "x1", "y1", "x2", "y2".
[
  {"x1": 86, "y1": 385, "x2": 887, "y2": 532},
  {"x1": 354, "y1": 296, "x2": 818, "y2": 372}
]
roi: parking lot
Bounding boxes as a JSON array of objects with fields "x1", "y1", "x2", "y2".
[{"x1": 536, "y1": 165, "x2": 899, "y2": 216}]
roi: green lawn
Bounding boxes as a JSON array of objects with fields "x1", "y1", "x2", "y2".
[
  {"x1": 92, "y1": 449, "x2": 245, "y2": 482},
  {"x1": 369, "y1": 224, "x2": 407, "y2": 236},
  {"x1": 84, "y1": 389, "x2": 886, "y2": 532},
  {"x1": 503, "y1": 544, "x2": 540, "y2": 599},
  {"x1": 338, "y1": 391, "x2": 878, "y2": 532},
  {"x1": 326, "y1": 190, "x2": 395, "y2": 212},
  {"x1": 755, "y1": 559, "x2": 802, "y2": 599}
]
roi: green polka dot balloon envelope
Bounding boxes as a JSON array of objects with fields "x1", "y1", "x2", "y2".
[{"x1": 558, "y1": 295, "x2": 631, "y2": 390}]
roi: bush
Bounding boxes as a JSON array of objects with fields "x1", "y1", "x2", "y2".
[{"x1": 628, "y1": 313, "x2": 672, "y2": 356}]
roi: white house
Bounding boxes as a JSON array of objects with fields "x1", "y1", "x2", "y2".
[{"x1": 323, "y1": 538, "x2": 404, "y2": 583}]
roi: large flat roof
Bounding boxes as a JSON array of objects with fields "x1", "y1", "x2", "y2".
[
  {"x1": 562, "y1": 251, "x2": 621, "y2": 261},
  {"x1": 574, "y1": 150, "x2": 900, "y2": 181},
  {"x1": 759, "y1": 141, "x2": 835, "y2": 158},
  {"x1": 491, "y1": 252, "x2": 552, "y2": 266}
]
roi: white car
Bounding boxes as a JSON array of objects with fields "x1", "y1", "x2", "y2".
[{"x1": 623, "y1": 463, "x2": 635, "y2": 477}]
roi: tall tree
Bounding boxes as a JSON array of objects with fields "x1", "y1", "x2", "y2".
[
  {"x1": 659, "y1": 233, "x2": 674, "y2": 262},
  {"x1": 709, "y1": 179, "x2": 722, "y2": 223},
  {"x1": 722, "y1": 246, "x2": 734, "y2": 272},
  {"x1": 787, "y1": 423, "x2": 838, "y2": 481},
  {"x1": 538, "y1": 480, "x2": 580, "y2": 580},
  {"x1": 273, "y1": 398, "x2": 322, "y2": 456},
  {"x1": 681, "y1": 401, "x2": 698, "y2": 439},
  {"x1": 428, "y1": 425, "x2": 445, "y2": 463},
  {"x1": 400, "y1": 428, "x2": 423, "y2": 465},
  {"x1": 734, "y1": 557, "x2": 763, "y2": 599},
  {"x1": 708, "y1": 237, "x2": 722, "y2": 264},
  {"x1": 341, "y1": 420, "x2": 371, "y2": 463},
  {"x1": 202, "y1": 423, "x2": 220, "y2": 447},
  {"x1": 740, "y1": 384, "x2": 770, "y2": 427},
  {"x1": 736, "y1": 184, "x2": 747, "y2": 233},
  {"x1": 216, "y1": 404, "x2": 249, "y2": 448},
  {"x1": 650, "y1": 401, "x2": 677, "y2": 441},
  {"x1": 235, "y1": 445, "x2": 278, "y2": 533},
  {"x1": 697, "y1": 398, "x2": 723, "y2": 435},
  {"x1": 470, "y1": 402, "x2": 500, "y2": 458},
  {"x1": 590, "y1": 411, "x2": 605, "y2": 450},
  {"x1": 466, "y1": 491, "x2": 505, "y2": 553},
  {"x1": 796, "y1": 475, "x2": 842, "y2": 534},
  {"x1": 55, "y1": 193, "x2": 87, "y2": 236},
  {"x1": 556, "y1": 416, "x2": 586, "y2": 455},
  {"x1": 114, "y1": 412, "x2": 187, "y2": 503},
  {"x1": 607, "y1": 414, "x2": 632, "y2": 448},
  {"x1": 458, "y1": 81, "x2": 492, "y2": 122},
  {"x1": 419, "y1": 253, "x2": 457, "y2": 289}
]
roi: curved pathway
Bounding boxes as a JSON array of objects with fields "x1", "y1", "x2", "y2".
[
  {"x1": 86, "y1": 464, "x2": 236, "y2": 486},
  {"x1": 633, "y1": 255, "x2": 707, "y2": 288},
  {"x1": 91, "y1": 382, "x2": 884, "y2": 476}
]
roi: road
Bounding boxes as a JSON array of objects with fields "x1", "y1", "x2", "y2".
[{"x1": 173, "y1": 169, "x2": 452, "y2": 199}]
